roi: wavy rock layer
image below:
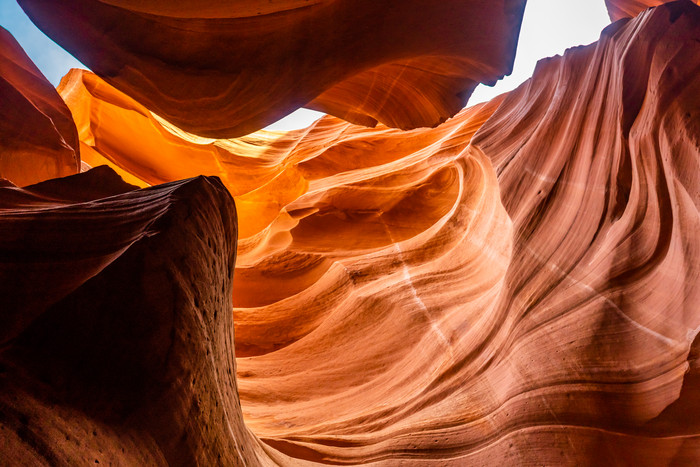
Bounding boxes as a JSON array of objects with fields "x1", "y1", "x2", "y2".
[
  {"x1": 467, "y1": 1, "x2": 700, "y2": 463},
  {"x1": 0, "y1": 168, "x2": 292, "y2": 466},
  {"x1": 605, "y1": 0, "x2": 699, "y2": 20},
  {"x1": 18, "y1": 0, "x2": 526, "y2": 137},
  {"x1": 237, "y1": 3, "x2": 700, "y2": 463},
  {"x1": 2, "y1": 1, "x2": 700, "y2": 465},
  {"x1": 0, "y1": 27, "x2": 79, "y2": 186},
  {"x1": 58, "y1": 68, "x2": 504, "y2": 246},
  {"x1": 42, "y1": 1, "x2": 700, "y2": 464}
]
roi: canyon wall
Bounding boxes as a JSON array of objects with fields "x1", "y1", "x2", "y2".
[
  {"x1": 2, "y1": 0, "x2": 700, "y2": 465},
  {"x1": 605, "y1": 0, "x2": 699, "y2": 20}
]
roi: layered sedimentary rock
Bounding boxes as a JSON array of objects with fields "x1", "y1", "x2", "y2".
[
  {"x1": 58, "y1": 67, "x2": 503, "y2": 245},
  {"x1": 466, "y1": 1, "x2": 700, "y2": 463},
  {"x1": 232, "y1": 3, "x2": 700, "y2": 463},
  {"x1": 23, "y1": 1, "x2": 697, "y2": 464},
  {"x1": 17, "y1": 0, "x2": 526, "y2": 137},
  {"x1": 2, "y1": 0, "x2": 700, "y2": 465},
  {"x1": 0, "y1": 27, "x2": 79, "y2": 186},
  {"x1": 605, "y1": 0, "x2": 699, "y2": 20}
]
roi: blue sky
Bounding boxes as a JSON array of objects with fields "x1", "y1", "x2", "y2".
[
  {"x1": 0, "y1": 0, "x2": 610, "y2": 131},
  {"x1": 1, "y1": 0, "x2": 85, "y2": 84}
]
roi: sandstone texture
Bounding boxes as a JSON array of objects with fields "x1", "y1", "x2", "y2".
[
  {"x1": 2, "y1": 0, "x2": 700, "y2": 465},
  {"x1": 0, "y1": 26, "x2": 79, "y2": 186},
  {"x1": 0, "y1": 167, "x2": 290, "y2": 466},
  {"x1": 17, "y1": 0, "x2": 526, "y2": 137}
]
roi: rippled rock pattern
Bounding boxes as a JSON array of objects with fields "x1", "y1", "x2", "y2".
[
  {"x1": 17, "y1": 0, "x2": 526, "y2": 137},
  {"x1": 37, "y1": 1, "x2": 700, "y2": 464},
  {"x1": 470, "y1": 2, "x2": 700, "y2": 463},
  {"x1": 0, "y1": 26, "x2": 79, "y2": 186},
  {"x1": 2, "y1": 0, "x2": 700, "y2": 465}
]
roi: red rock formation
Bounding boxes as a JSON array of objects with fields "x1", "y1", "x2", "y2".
[
  {"x1": 469, "y1": 2, "x2": 700, "y2": 462},
  {"x1": 17, "y1": 0, "x2": 526, "y2": 137},
  {"x1": 231, "y1": 3, "x2": 700, "y2": 463},
  {"x1": 2, "y1": 0, "x2": 700, "y2": 465},
  {"x1": 605, "y1": 0, "x2": 699, "y2": 20},
  {"x1": 0, "y1": 167, "x2": 295, "y2": 465},
  {"x1": 0, "y1": 27, "x2": 79, "y2": 186},
  {"x1": 23, "y1": 1, "x2": 695, "y2": 464}
]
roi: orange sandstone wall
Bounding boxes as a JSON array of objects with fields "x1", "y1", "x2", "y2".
[
  {"x1": 237, "y1": 3, "x2": 700, "y2": 463},
  {"x1": 1, "y1": 1, "x2": 700, "y2": 465},
  {"x1": 41, "y1": 1, "x2": 700, "y2": 464}
]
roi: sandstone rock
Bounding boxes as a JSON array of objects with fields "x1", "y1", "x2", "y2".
[
  {"x1": 0, "y1": 167, "x2": 289, "y2": 465},
  {"x1": 58, "y1": 67, "x2": 504, "y2": 246},
  {"x1": 470, "y1": 2, "x2": 700, "y2": 462},
  {"x1": 0, "y1": 27, "x2": 79, "y2": 186},
  {"x1": 605, "y1": 0, "x2": 699, "y2": 20},
  {"x1": 2, "y1": 1, "x2": 700, "y2": 465},
  {"x1": 18, "y1": 0, "x2": 526, "y2": 137},
  {"x1": 45, "y1": 2, "x2": 700, "y2": 464}
]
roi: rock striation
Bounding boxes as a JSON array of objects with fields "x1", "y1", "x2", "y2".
[
  {"x1": 0, "y1": 26, "x2": 80, "y2": 186},
  {"x1": 469, "y1": 1, "x2": 700, "y2": 463},
  {"x1": 2, "y1": 0, "x2": 700, "y2": 465},
  {"x1": 19, "y1": 1, "x2": 697, "y2": 464},
  {"x1": 58, "y1": 66, "x2": 504, "y2": 245},
  {"x1": 17, "y1": 0, "x2": 526, "y2": 137}
]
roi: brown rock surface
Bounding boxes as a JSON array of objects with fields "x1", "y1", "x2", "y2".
[
  {"x1": 605, "y1": 0, "x2": 699, "y2": 20},
  {"x1": 17, "y1": 0, "x2": 526, "y2": 137},
  {"x1": 0, "y1": 167, "x2": 291, "y2": 465},
  {"x1": 0, "y1": 26, "x2": 80, "y2": 186}
]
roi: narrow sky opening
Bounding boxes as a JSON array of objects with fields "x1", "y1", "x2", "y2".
[
  {"x1": 470, "y1": 0, "x2": 611, "y2": 105},
  {"x1": 0, "y1": 0, "x2": 611, "y2": 132},
  {"x1": 0, "y1": 0, "x2": 85, "y2": 84}
]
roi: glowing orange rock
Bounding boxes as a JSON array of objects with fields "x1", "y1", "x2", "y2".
[
  {"x1": 18, "y1": 0, "x2": 526, "y2": 137},
  {"x1": 0, "y1": 26, "x2": 79, "y2": 186},
  {"x1": 230, "y1": 4, "x2": 700, "y2": 463},
  {"x1": 59, "y1": 67, "x2": 503, "y2": 246}
]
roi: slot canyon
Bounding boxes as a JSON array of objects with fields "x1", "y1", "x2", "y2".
[{"x1": 1, "y1": 0, "x2": 700, "y2": 465}]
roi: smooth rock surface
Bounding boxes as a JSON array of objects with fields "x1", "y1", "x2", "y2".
[
  {"x1": 45, "y1": 2, "x2": 700, "y2": 464},
  {"x1": 2, "y1": 0, "x2": 700, "y2": 465},
  {"x1": 18, "y1": 0, "x2": 526, "y2": 137}
]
